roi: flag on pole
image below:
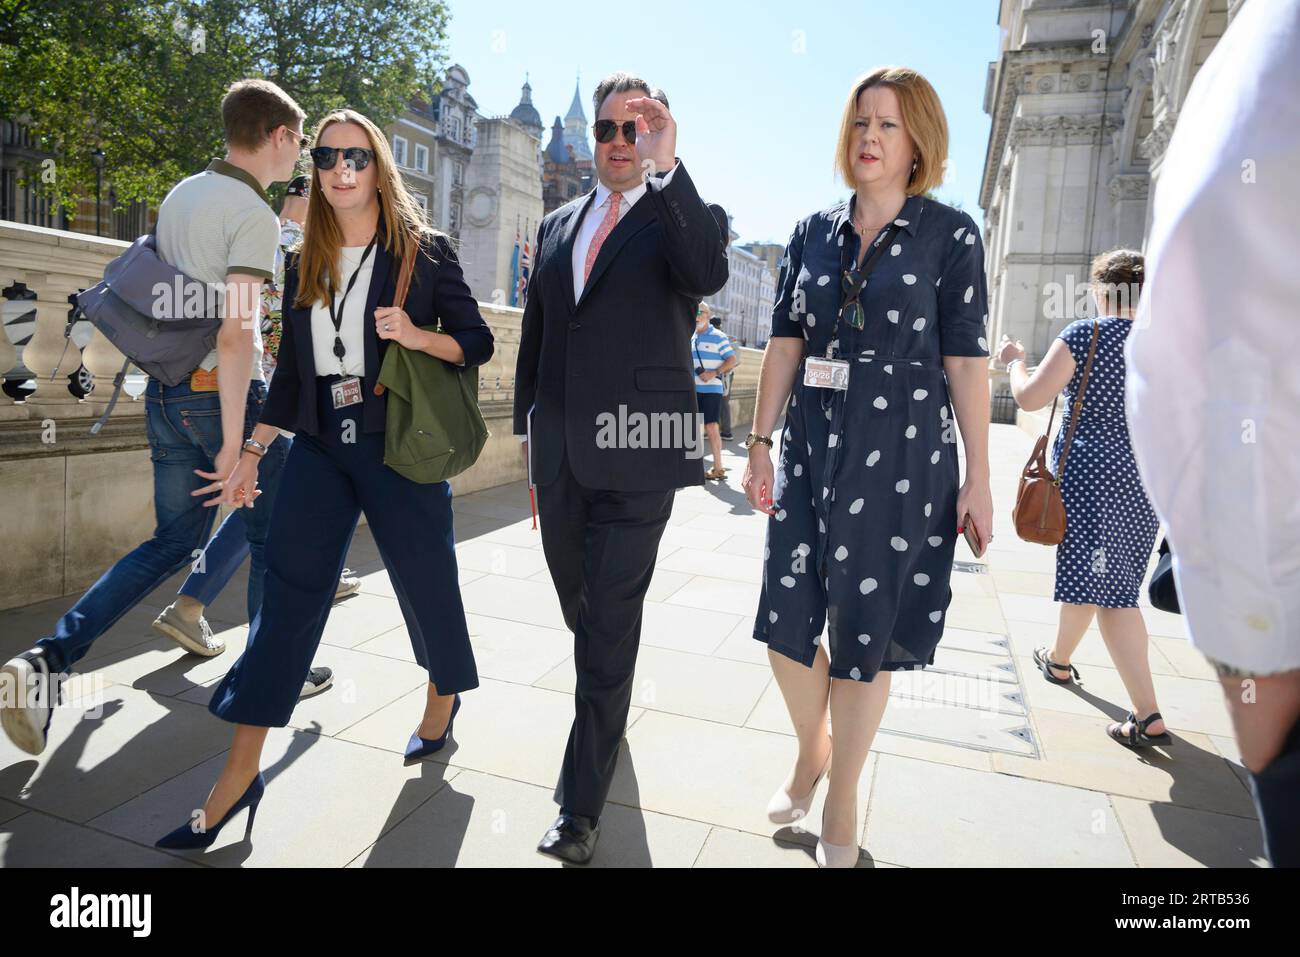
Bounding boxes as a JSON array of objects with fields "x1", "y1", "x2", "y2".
[
  {"x1": 517, "y1": 223, "x2": 531, "y2": 309},
  {"x1": 508, "y1": 221, "x2": 521, "y2": 306}
]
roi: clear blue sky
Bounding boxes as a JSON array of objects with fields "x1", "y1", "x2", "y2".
[{"x1": 445, "y1": 0, "x2": 1002, "y2": 245}]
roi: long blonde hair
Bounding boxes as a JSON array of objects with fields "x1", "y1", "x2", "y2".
[{"x1": 294, "y1": 108, "x2": 432, "y2": 309}]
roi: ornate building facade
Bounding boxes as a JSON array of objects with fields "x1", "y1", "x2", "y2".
[
  {"x1": 389, "y1": 70, "x2": 585, "y2": 297},
  {"x1": 542, "y1": 116, "x2": 590, "y2": 214},
  {"x1": 980, "y1": 0, "x2": 1241, "y2": 397},
  {"x1": 459, "y1": 108, "x2": 544, "y2": 304},
  {"x1": 562, "y1": 78, "x2": 594, "y2": 168},
  {"x1": 390, "y1": 64, "x2": 478, "y2": 237},
  {"x1": 705, "y1": 219, "x2": 777, "y2": 349}
]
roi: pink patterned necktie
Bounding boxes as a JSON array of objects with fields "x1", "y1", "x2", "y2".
[{"x1": 583, "y1": 191, "x2": 623, "y2": 284}]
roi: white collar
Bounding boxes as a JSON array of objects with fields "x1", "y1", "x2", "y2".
[{"x1": 592, "y1": 176, "x2": 647, "y2": 212}]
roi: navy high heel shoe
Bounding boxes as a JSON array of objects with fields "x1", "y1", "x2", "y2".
[
  {"x1": 155, "y1": 772, "x2": 265, "y2": 849},
  {"x1": 404, "y1": 694, "x2": 461, "y2": 761}
]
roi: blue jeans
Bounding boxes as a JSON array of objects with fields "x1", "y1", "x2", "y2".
[
  {"x1": 36, "y1": 377, "x2": 288, "y2": 675},
  {"x1": 178, "y1": 437, "x2": 293, "y2": 614}
]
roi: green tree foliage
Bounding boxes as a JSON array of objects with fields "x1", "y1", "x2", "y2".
[{"x1": 0, "y1": 0, "x2": 449, "y2": 215}]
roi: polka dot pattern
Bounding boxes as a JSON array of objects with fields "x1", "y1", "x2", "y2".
[
  {"x1": 753, "y1": 196, "x2": 989, "y2": 682},
  {"x1": 1051, "y1": 318, "x2": 1159, "y2": 607}
]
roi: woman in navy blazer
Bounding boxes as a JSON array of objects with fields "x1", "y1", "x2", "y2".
[{"x1": 157, "y1": 109, "x2": 493, "y2": 849}]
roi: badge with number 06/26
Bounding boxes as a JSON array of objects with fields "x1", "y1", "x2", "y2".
[{"x1": 803, "y1": 357, "x2": 850, "y2": 391}]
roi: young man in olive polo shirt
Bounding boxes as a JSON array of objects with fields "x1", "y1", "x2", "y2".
[{"x1": 1, "y1": 80, "x2": 306, "y2": 756}]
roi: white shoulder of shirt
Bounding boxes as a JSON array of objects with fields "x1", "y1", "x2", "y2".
[{"x1": 1125, "y1": 0, "x2": 1300, "y2": 673}]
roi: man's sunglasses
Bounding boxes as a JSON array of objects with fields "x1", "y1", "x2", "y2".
[
  {"x1": 309, "y1": 146, "x2": 375, "y2": 171},
  {"x1": 274, "y1": 125, "x2": 310, "y2": 149},
  {"x1": 593, "y1": 119, "x2": 637, "y2": 144}
]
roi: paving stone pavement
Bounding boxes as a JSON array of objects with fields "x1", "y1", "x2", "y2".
[{"x1": 0, "y1": 424, "x2": 1265, "y2": 867}]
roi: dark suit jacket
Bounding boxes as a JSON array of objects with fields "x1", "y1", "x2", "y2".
[
  {"x1": 513, "y1": 161, "x2": 729, "y2": 492},
  {"x1": 261, "y1": 230, "x2": 494, "y2": 437}
]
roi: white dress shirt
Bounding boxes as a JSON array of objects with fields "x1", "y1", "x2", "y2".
[
  {"x1": 571, "y1": 164, "x2": 678, "y2": 301},
  {"x1": 1125, "y1": 0, "x2": 1300, "y2": 674},
  {"x1": 311, "y1": 244, "x2": 375, "y2": 377}
]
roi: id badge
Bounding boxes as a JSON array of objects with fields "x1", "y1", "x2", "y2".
[
  {"x1": 803, "y1": 357, "x2": 850, "y2": 391},
  {"x1": 330, "y1": 375, "x2": 363, "y2": 409}
]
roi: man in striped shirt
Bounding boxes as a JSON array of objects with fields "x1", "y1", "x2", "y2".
[{"x1": 691, "y1": 302, "x2": 738, "y2": 480}]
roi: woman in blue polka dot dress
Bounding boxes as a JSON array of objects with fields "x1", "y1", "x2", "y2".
[
  {"x1": 741, "y1": 68, "x2": 993, "y2": 867},
  {"x1": 1000, "y1": 249, "x2": 1169, "y2": 750}
]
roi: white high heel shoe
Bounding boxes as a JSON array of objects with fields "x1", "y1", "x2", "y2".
[
  {"x1": 816, "y1": 805, "x2": 860, "y2": 868},
  {"x1": 766, "y1": 753, "x2": 832, "y2": 825}
]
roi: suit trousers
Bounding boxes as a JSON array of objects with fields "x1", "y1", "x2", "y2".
[
  {"x1": 208, "y1": 377, "x2": 478, "y2": 727},
  {"x1": 536, "y1": 451, "x2": 675, "y2": 820}
]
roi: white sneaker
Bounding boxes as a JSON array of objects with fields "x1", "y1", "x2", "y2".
[
  {"x1": 334, "y1": 570, "x2": 361, "y2": 601},
  {"x1": 151, "y1": 604, "x2": 225, "y2": 657},
  {"x1": 0, "y1": 649, "x2": 59, "y2": 755}
]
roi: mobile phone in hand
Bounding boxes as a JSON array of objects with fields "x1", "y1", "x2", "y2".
[{"x1": 962, "y1": 516, "x2": 986, "y2": 559}]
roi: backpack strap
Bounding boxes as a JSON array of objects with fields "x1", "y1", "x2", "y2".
[
  {"x1": 88, "y1": 357, "x2": 133, "y2": 435},
  {"x1": 1053, "y1": 319, "x2": 1100, "y2": 484}
]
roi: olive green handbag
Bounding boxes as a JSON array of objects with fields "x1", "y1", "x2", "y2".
[{"x1": 375, "y1": 239, "x2": 489, "y2": 483}]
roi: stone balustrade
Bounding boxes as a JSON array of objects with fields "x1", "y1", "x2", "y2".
[{"x1": 0, "y1": 220, "x2": 762, "y2": 610}]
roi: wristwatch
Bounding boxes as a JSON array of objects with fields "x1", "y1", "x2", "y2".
[
  {"x1": 242, "y1": 438, "x2": 269, "y2": 457},
  {"x1": 744, "y1": 432, "x2": 774, "y2": 450}
]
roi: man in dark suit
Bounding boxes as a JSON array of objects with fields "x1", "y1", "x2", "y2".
[{"x1": 515, "y1": 72, "x2": 729, "y2": 863}]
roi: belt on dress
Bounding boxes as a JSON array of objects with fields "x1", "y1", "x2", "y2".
[{"x1": 806, "y1": 351, "x2": 945, "y2": 369}]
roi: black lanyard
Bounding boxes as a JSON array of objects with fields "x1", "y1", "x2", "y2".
[
  {"x1": 327, "y1": 235, "x2": 377, "y2": 371},
  {"x1": 827, "y1": 221, "x2": 902, "y2": 359}
]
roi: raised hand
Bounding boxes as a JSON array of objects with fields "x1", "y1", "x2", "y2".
[{"x1": 624, "y1": 96, "x2": 676, "y2": 177}]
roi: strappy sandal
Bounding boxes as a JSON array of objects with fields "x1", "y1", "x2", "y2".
[
  {"x1": 705, "y1": 467, "x2": 727, "y2": 480},
  {"x1": 1033, "y1": 645, "x2": 1079, "y2": 684},
  {"x1": 1106, "y1": 711, "x2": 1174, "y2": 748}
]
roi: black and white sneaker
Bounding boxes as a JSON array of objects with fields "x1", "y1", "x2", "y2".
[
  {"x1": 298, "y1": 666, "x2": 333, "y2": 699},
  {"x1": 0, "y1": 649, "x2": 60, "y2": 755}
]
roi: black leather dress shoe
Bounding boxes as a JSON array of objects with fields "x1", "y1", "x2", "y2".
[{"x1": 537, "y1": 813, "x2": 600, "y2": 864}]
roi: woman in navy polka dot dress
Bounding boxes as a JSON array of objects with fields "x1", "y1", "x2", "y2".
[
  {"x1": 741, "y1": 68, "x2": 993, "y2": 867},
  {"x1": 1000, "y1": 249, "x2": 1170, "y2": 750}
]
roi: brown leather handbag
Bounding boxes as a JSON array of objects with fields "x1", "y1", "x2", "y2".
[{"x1": 1012, "y1": 319, "x2": 1099, "y2": 545}]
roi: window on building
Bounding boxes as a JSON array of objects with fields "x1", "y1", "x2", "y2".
[
  {"x1": 414, "y1": 143, "x2": 428, "y2": 173},
  {"x1": 413, "y1": 193, "x2": 429, "y2": 222},
  {"x1": 448, "y1": 115, "x2": 461, "y2": 141},
  {"x1": 393, "y1": 135, "x2": 408, "y2": 168},
  {"x1": 453, "y1": 163, "x2": 463, "y2": 186}
]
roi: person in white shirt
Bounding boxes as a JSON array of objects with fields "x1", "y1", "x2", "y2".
[
  {"x1": 1125, "y1": 0, "x2": 1300, "y2": 867},
  {"x1": 691, "y1": 302, "x2": 738, "y2": 480}
]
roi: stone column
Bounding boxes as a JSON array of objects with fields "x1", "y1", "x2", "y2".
[
  {"x1": 1108, "y1": 174, "x2": 1150, "y2": 251},
  {"x1": 19, "y1": 289, "x2": 91, "y2": 416},
  {"x1": 0, "y1": 282, "x2": 32, "y2": 420},
  {"x1": 80, "y1": 325, "x2": 133, "y2": 414}
]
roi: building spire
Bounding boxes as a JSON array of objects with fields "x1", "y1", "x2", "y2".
[{"x1": 566, "y1": 73, "x2": 586, "y2": 123}]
